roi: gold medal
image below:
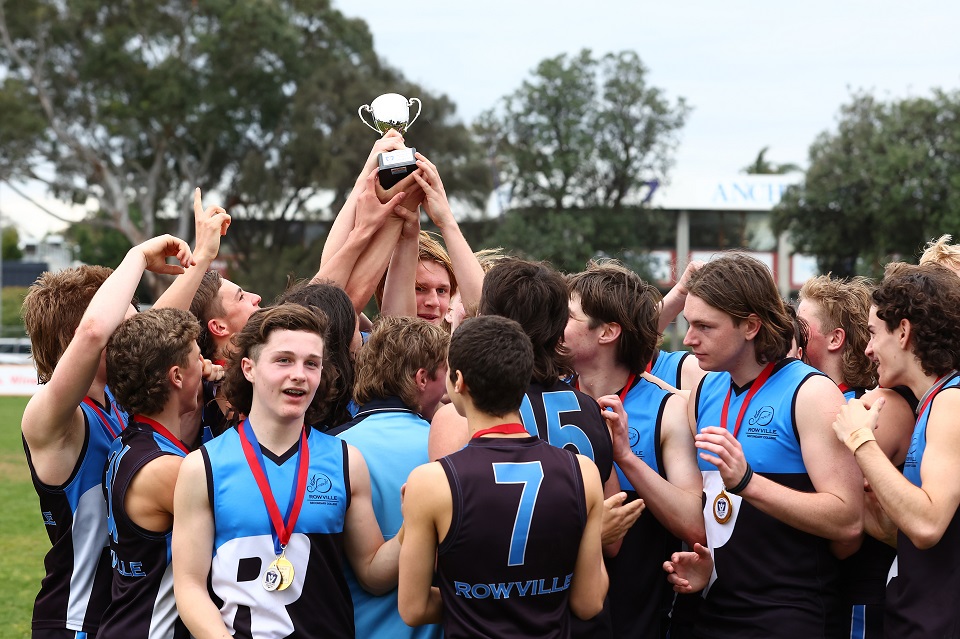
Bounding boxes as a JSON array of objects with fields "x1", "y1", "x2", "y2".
[
  {"x1": 713, "y1": 489, "x2": 733, "y2": 524},
  {"x1": 273, "y1": 555, "x2": 295, "y2": 591},
  {"x1": 262, "y1": 564, "x2": 282, "y2": 592}
]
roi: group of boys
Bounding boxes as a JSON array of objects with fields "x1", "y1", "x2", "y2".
[{"x1": 19, "y1": 128, "x2": 960, "y2": 639}]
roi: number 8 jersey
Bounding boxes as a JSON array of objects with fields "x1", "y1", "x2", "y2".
[
  {"x1": 436, "y1": 436, "x2": 587, "y2": 639},
  {"x1": 201, "y1": 425, "x2": 354, "y2": 639}
]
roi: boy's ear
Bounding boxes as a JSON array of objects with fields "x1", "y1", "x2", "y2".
[
  {"x1": 208, "y1": 318, "x2": 230, "y2": 338},
  {"x1": 167, "y1": 365, "x2": 183, "y2": 390}
]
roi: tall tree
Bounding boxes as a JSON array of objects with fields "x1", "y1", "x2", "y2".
[
  {"x1": 742, "y1": 146, "x2": 800, "y2": 175},
  {"x1": 772, "y1": 91, "x2": 960, "y2": 276},
  {"x1": 0, "y1": 0, "x2": 488, "y2": 297},
  {"x1": 475, "y1": 49, "x2": 687, "y2": 273}
]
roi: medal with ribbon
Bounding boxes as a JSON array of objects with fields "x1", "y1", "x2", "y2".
[
  {"x1": 712, "y1": 362, "x2": 775, "y2": 524},
  {"x1": 238, "y1": 419, "x2": 309, "y2": 592}
]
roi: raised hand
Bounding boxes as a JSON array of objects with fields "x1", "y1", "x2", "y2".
[
  {"x1": 356, "y1": 169, "x2": 408, "y2": 237},
  {"x1": 412, "y1": 153, "x2": 454, "y2": 229},
  {"x1": 192, "y1": 188, "x2": 231, "y2": 264},
  {"x1": 137, "y1": 235, "x2": 194, "y2": 275},
  {"x1": 597, "y1": 395, "x2": 633, "y2": 463}
]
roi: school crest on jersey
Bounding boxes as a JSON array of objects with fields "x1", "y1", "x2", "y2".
[
  {"x1": 307, "y1": 473, "x2": 340, "y2": 506},
  {"x1": 743, "y1": 406, "x2": 777, "y2": 440}
]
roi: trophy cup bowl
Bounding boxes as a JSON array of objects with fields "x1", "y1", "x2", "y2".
[
  {"x1": 358, "y1": 93, "x2": 422, "y2": 190},
  {"x1": 358, "y1": 93, "x2": 422, "y2": 136}
]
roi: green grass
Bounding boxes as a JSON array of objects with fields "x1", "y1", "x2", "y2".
[{"x1": 0, "y1": 395, "x2": 44, "y2": 639}]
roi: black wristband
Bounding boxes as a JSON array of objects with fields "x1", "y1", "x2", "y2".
[{"x1": 726, "y1": 463, "x2": 753, "y2": 495}]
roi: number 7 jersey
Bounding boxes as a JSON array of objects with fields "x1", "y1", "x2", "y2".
[{"x1": 436, "y1": 436, "x2": 587, "y2": 639}]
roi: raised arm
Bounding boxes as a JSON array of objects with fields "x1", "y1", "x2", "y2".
[
  {"x1": 321, "y1": 129, "x2": 407, "y2": 265},
  {"x1": 342, "y1": 444, "x2": 401, "y2": 595},
  {"x1": 659, "y1": 261, "x2": 703, "y2": 333},
  {"x1": 311, "y1": 169, "x2": 407, "y2": 298},
  {"x1": 378, "y1": 206, "x2": 421, "y2": 318},
  {"x1": 414, "y1": 153, "x2": 485, "y2": 316},
  {"x1": 21, "y1": 235, "x2": 193, "y2": 485},
  {"x1": 154, "y1": 188, "x2": 230, "y2": 311}
]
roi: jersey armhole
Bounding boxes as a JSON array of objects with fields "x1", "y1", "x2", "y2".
[
  {"x1": 675, "y1": 352, "x2": 690, "y2": 388},
  {"x1": 25, "y1": 406, "x2": 92, "y2": 492},
  {"x1": 791, "y1": 372, "x2": 822, "y2": 446},
  {"x1": 113, "y1": 447, "x2": 175, "y2": 539},
  {"x1": 341, "y1": 438, "x2": 352, "y2": 512},
  {"x1": 653, "y1": 394, "x2": 670, "y2": 480},
  {"x1": 200, "y1": 446, "x2": 215, "y2": 520},
  {"x1": 569, "y1": 452, "x2": 587, "y2": 529},
  {"x1": 437, "y1": 457, "x2": 462, "y2": 554},
  {"x1": 693, "y1": 374, "x2": 707, "y2": 425}
]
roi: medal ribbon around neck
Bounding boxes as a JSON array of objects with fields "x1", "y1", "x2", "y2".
[
  {"x1": 134, "y1": 415, "x2": 189, "y2": 455},
  {"x1": 619, "y1": 373, "x2": 637, "y2": 403},
  {"x1": 720, "y1": 362, "x2": 776, "y2": 438},
  {"x1": 916, "y1": 372, "x2": 957, "y2": 424},
  {"x1": 837, "y1": 382, "x2": 850, "y2": 394},
  {"x1": 472, "y1": 423, "x2": 529, "y2": 439},
  {"x1": 238, "y1": 419, "x2": 310, "y2": 555},
  {"x1": 83, "y1": 396, "x2": 120, "y2": 439}
]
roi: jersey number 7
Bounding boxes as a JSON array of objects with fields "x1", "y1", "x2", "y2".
[{"x1": 492, "y1": 461, "x2": 544, "y2": 567}]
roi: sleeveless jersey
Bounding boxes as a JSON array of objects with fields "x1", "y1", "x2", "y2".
[
  {"x1": 334, "y1": 397, "x2": 441, "y2": 639},
  {"x1": 649, "y1": 349, "x2": 689, "y2": 390},
  {"x1": 885, "y1": 374, "x2": 960, "y2": 637},
  {"x1": 437, "y1": 437, "x2": 587, "y2": 639},
  {"x1": 99, "y1": 419, "x2": 189, "y2": 639},
  {"x1": 203, "y1": 425, "x2": 354, "y2": 639},
  {"x1": 694, "y1": 359, "x2": 843, "y2": 638},
  {"x1": 607, "y1": 376, "x2": 678, "y2": 638},
  {"x1": 24, "y1": 390, "x2": 127, "y2": 634},
  {"x1": 521, "y1": 379, "x2": 613, "y2": 484}
]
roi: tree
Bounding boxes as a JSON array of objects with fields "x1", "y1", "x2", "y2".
[
  {"x1": 772, "y1": 91, "x2": 960, "y2": 276},
  {"x1": 0, "y1": 0, "x2": 488, "y2": 298},
  {"x1": 2, "y1": 226, "x2": 23, "y2": 260},
  {"x1": 474, "y1": 49, "x2": 687, "y2": 273},
  {"x1": 742, "y1": 147, "x2": 800, "y2": 175}
]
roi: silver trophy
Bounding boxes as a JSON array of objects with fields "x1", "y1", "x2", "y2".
[
  {"x1": 358, "y1": 93, "x2": 422, "y2": 136},
  {"x1": 358, "y1": 93, "x2": 422, "y2": 189}
]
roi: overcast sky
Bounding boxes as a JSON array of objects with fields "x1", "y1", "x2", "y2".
[
  {"x1": 345, "y1": 0, "x2": 959, "y2": 179},
  {"x1": 3, "y1": 1, "x2": 958, "y2": 238}
]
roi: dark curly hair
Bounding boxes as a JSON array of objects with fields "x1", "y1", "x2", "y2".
[
  {"x1": 107, "y1": 308, "x2": 200, "y2": 416},
  {"x1": 223, "y1": 305, "x2": 329, "y2": 425},
  {"x1": 873, "y1": 262, "x2": 960, "y2": 377},
  {"x1": 274, "y1": 280, "x2": 355, "y2": 428}
]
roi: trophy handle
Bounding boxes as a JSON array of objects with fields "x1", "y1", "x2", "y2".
[
  {"x1": 407, "y1": 98, "x2": 422, "y2": 129},
  {"x1": 358, "y1": 105, "x2": 382, "y2": 135}
]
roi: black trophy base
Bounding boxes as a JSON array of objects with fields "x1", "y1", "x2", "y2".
[{"x1": 377, "y1": 146, "x2": 418, "y2": 190}]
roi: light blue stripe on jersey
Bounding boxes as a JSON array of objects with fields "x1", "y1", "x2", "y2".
[{"x1": 850, "y1": 604, "x2": 866, "y2": 639}]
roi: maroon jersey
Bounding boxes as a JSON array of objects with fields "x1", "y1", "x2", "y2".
[{"x1": 437, "y1": 436, "x2": 588, "y2": 639}]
